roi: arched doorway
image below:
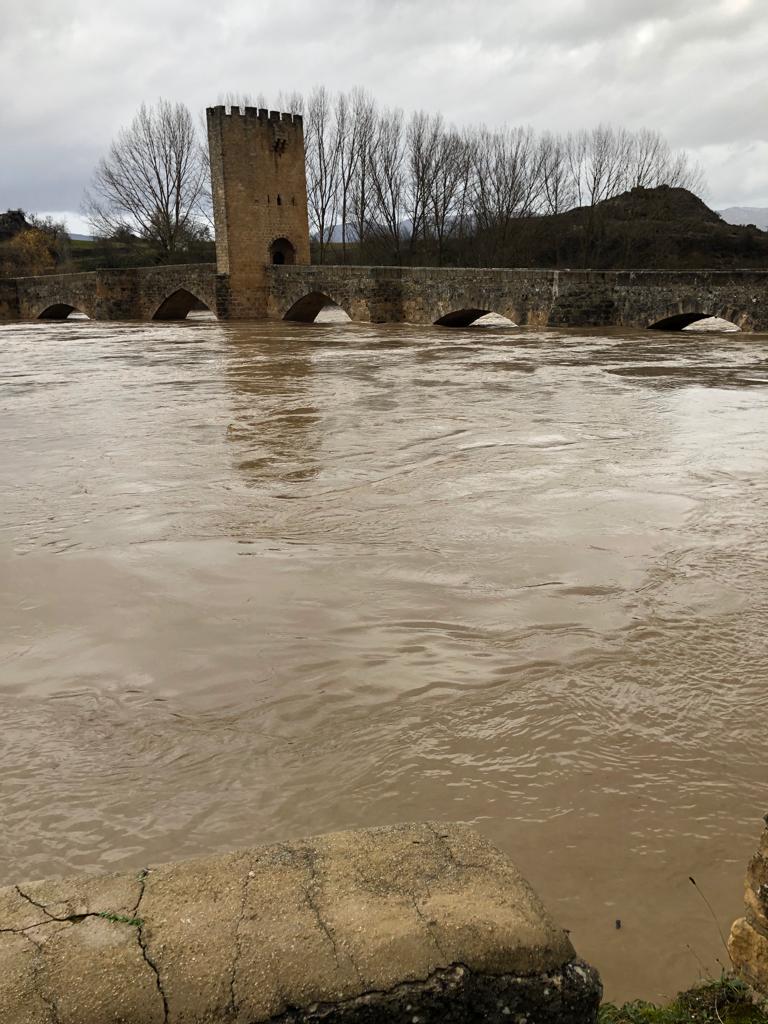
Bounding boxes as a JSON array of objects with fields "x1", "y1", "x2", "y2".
[{"x1": 270, "y1": 238, "x2": 296, "y2": 265}]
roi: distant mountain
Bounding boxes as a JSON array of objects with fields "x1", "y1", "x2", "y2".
[
  {"x1": 719, "y1": 207, "x2": 768, "y2": 230},
  {"x1": 69, "y1": 233, "x2": 94, "y2": 242}
]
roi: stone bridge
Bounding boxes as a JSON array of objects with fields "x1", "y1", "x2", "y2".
[
  {"x1": 266, "y1": 265, "x2": 768, "y2": 330},
  {"x1": 4, "y1": 104, "x2": 767, "y2": 331},
  {"x1": 0, "y1": 263, "x2": 218, "y2": 323},
  {"x1": 3, "y1": 262, "x2": 768, "y2": 330}
]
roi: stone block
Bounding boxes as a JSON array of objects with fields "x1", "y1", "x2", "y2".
[
  {"x1": 730, "y1": 822, "x2": 768, "y2": 1002},
  {"x1": 0, "y1": 822, "x2": 601, "y2": 1023}
]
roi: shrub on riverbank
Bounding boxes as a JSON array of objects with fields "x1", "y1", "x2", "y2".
[{"x1": 600, "y1": 977, "x2": 767, "y2": 1024}]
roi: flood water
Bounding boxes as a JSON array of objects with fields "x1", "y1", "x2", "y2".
[{"x1": 2, "y1": 316, "x2": 768, "y2": 1002}]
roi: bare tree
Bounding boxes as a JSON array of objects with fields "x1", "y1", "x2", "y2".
[
  {"x1": 368, "y1": 107, "x2": 406, "y2": 262},
  {"x1": 348, "y1": 90, "x2": 377, "y2": 256},
  {"x1": 626, "y1": 127, "x2": 668, "y2": 189},
  {"x1": 538, "y1": 132, "x2": 574, "y2": 215},
  {"x1": 403, "y1": 112, "x2": 443, "y2": 258},
  {"x1": 219, "y1": 91, "x2": 268, "y2": 112},
  {"x1": 305, "y1": 86, "x2": 342, "y2": 262},
  {"x1": 275, "y1": 90, "x2": 304, "y2": 115},
  {"x1": 659, "y1": 149, "x2": 706, "y2": 194},
  {"x1": 334, "y1": 88, "x2": 373, "y2": 262},
  {"x1": 468, "y1": 125, "x2": 540, "y2": 262},
  {"x1": 427, "y1": 129, "x2": 470, "y2": 264},
  {"x1": 581, "y1": 125, "x2": 633, "y2": 205},
  {"x1": 84, "y1": 99, "x2": 208, "y2": 257}
]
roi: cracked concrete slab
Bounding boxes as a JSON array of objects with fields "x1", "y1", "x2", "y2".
[{"x1": 0, "y1": 822, "x2": 601, "y2": 1023}]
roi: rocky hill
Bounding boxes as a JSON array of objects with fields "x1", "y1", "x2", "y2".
[{"x1": 515, "y1": 186, "x2": 768, "y2": 270}]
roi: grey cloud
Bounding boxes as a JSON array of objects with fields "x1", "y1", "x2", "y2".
[{"x1": 0, "y1": 0, "x2": 766, "y2": 216}]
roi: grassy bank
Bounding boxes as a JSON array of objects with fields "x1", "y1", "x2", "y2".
[{"x1": 600, "y1": 978, "x2": 767, "y2": 1024}]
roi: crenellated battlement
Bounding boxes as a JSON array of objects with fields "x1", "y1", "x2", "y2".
[{"x1": 206, "y1": 105, "x2": 303, "y2": 127}]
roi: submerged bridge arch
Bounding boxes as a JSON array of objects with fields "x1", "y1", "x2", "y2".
[
  {"x1": 14, "y1": 273, "x2": 99, "y2": 321},
  {"x1": 646, "y1": 302, "x2": 749, "y2": 331},
  {"x1": 424, "y1": 287, "x2": 522, "y2": 328},
  {"x1": 433, "y1": 307, "x2": 518, "y2": 328},
  {"x1": 267, "y1": 268, "x2": 356, "y2": 322},
  {"x1": 37, "y1": 301, "x2": 91, "y2": 320},
  {"x1": 152, "y1": 287, "x2": 214, "y2": 321},
  {"x1": 282, "y1": 290, "x2": 351, "y2": 322}
]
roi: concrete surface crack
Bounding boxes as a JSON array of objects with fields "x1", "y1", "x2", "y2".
[
  {"x1": 228, "y1": 853, "x2": 253, "y2": 1018},
  {"x1": 18, "y1": 930, "x2": 61, "y2": 1024},
  {"x1": 15, "y1": 885, "x2": 68, "y2": 922},
  {"x1": 301, "y1": 847, "x2": 363, "y2": 983},
  {"x1": 424, "y1": 823, "x2": 459, "y2": 878},
  {"x1": 411, "y1": 895, "x2": 448, "y2": 960},
  {"x1": 10, "y1": 887, "x2": 143, "y2": 933},
  {"x1": 134, "y1": 869, "x2": 170, "y2": 1024}
]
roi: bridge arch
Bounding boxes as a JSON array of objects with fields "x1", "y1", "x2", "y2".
[
  {"x1": 649, "y1": 311, "x2": 743, "y2": 332},
  {"x1": 37, "y1": 303, "x2": 90, "y2": 320},
  {"x1": 434, "y1": 308, "x2": 517, "y2": 328},
  {"x1": 283, "y1": 291, "x2": 352, "y2": 323},
  {"x1": 152, "y1": 288, "x2": 214, "y2": 321}
]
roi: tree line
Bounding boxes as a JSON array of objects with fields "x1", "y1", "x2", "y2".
[
  {"x1": 80, "y1": 90, "x2": 706, "y2": 268},
  {"x1": 291, "y1": 87, "x2": 705, "y2": 266}
]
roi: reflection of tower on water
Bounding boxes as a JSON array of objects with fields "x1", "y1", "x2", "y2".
[{"x1": 224, "y1": 333, "x2": 322, "y2": 493}]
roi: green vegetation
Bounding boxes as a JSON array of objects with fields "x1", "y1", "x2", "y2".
[
  {"x1": 0, "y1": 211, "x2": 71, "y2": 277},
  {"x1": 600, "y1": 978, "x2": 767, "y2": 1024},
  {"x1": 66, "y1": 234, "x2": 214, "y2": 273},
  {"x1": 0, "y1": 208, "x2": 214, "y2": 280},
  {"x1": 95, "y1": 911, "x2": 142, "y2": 927}
]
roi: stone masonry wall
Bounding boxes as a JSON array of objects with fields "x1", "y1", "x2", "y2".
[
  {"x1": 266, "y1": 265, "x2": 768, "y2": 330},
  {"x1": 2, "y1": 262, "x2": 768, "y2": 329},
  {"x1": 207, "y1": 106, "x2": 311, "y2": 319},
  {"x1": 0, "y1": 278, "x2": 19, "y2": 320},
  {"x1": 9, "y1": 264, "x2": 217, "y2": 321},
  {"x1": 730, "y1": 818, "x2": 768, "y2": 1002}
]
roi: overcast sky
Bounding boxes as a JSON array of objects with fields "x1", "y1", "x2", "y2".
[{"x1": 2, "y1": 0, "x2": 766, "y2": 233}]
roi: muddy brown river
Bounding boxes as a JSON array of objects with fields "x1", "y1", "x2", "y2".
[{"x1": 2, "y1": 316, "x2": 767, "y2": 1002}]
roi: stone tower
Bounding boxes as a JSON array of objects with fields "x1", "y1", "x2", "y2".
[{"x1": 206, "y1": 105, "x2": 311, "y2": 318}]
